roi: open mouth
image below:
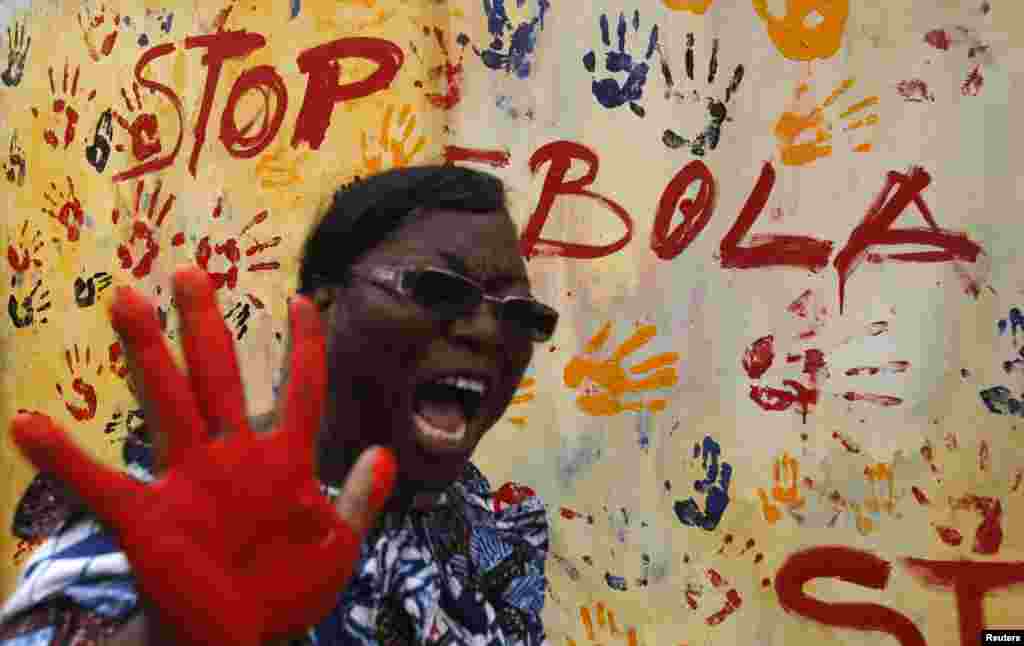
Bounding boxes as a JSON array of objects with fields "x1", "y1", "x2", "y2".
[{"x1": 412, "y1": 374, "x2": 489, "y2": 453}]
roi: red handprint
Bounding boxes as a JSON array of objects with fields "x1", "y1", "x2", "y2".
[
  {"x1": 6, "y1": 220, "x2": 43, "y2": 273},
  {"x1": 114, "y1": 178, "x2": 176, "y2": 279},
  {"x1": 41, "y1": 176, "x2": 85, "y2": 242},
  {"x1": 193, "y1": 204, "x2": 280, "y2": 291},
  {"x1": 682, "y1": 563, "x2": 743, "y2": 626},
  {"x1": 742, "y1": 289, "x2": 909, "y2": 422},
  {"x1": 114, "y1": 80, "x2": 162, "y2": 162},
  {"x1": 77, "y1": 3, "x2": 122, "y2": 61},
  {"x1": 55, "y1": 344, "x2": 100, "y2": 422},
  {"x1": 32, "y1": 61, "x2": 92, "y2": 150}
]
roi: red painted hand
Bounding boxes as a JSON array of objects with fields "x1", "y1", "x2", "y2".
[{"x1": 10, "y1": 267, "x2": 397, "y2": 645}]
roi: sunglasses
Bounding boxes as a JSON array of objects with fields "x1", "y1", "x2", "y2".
[{"x1": 346, "y1": 265, "x2": 559, "y2": 342}]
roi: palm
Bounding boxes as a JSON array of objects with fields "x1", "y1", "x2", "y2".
[{"x1": 11, "y1": 269, "x2": 395, "y2": 645}]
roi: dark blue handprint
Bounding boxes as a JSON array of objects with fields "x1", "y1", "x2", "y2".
[
  {"x1": 674, "y1": 435, "x2": 731, "y2": 531},
  {"x1": 477, "y1": 0, "x2": 550, "y2": 79},
  {"x1": 582, "y1": 11, "x2": 658, "y2": 117}
]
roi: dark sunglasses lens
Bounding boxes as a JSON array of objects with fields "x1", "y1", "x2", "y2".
[
  {"x1": 412, "y1": 270, "x2": 481, "y2": 315},
  {"x1": 503, "y1": 299, "x2": 558, "y2": 341}
]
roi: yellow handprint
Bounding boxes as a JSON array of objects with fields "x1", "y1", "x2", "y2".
[
  {"x1": 359, "y1": 104, "x2": 428, "y2": 175},
  {"x1": 752, "y1": 0, "x2": 849, "y2": 61},
  {"x1": 564, "y1": 322, "x2": 680, "y2": 416},
  {"x1": 773, "y1": 77, "x2": 878, "y2": 167},
  {"x1": 757, "y1": 452, "x2": 805, "y2": 523},
  {"x1": 507, "y1": 377, "x2": 535, "y2": 427},
  {"x1": 663, "y1": 0, "x2": 714, "y2": 14},
  {"x1": 569, "y1": 601, "x2": 639, "y2": 646},
  {"x1": 863, "y1": 462, "x2": 895, "y2": 515}
]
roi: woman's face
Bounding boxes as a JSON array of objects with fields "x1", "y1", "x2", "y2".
[{"x1": 316, "y1": 208, "x2": 535, "y2": 499}]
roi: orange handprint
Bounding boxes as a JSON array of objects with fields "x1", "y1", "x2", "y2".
[
  {"x1": 752, "y1": 0, "x2": 850, "y2": 61},
  {"x1": 255, "y1": 141, "x2": 311, "y2": 189},
  {"x1": 663, "y1": 0, "x2": 714, "y2": 14},
  {"x1": 41, "y1": 176, "x2": 85, "y2": 242},
  {"x1": 569, "y1": 601, "x2": 639, "y2": 646},
  {"x1": 757, "y1": 452, "x2": 804, "y2": 523},
  {"x1": 55, "y1": 344, "x2": 101, "y2": 422},
  {"x1": 506, "y1": 377, "x2": 535, "y2": 427},
  {"x1": 359, "y1": 104, "x2": 427, "y2": 175},
  {"x1": 564, "y1": 322, "x2": 680, "y2": 416},
  {"x1": 774, "y1": 77, "x2": 879, "y2": 167}
]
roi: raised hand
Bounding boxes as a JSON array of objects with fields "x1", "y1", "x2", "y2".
[{"x1": 10, "y1": 267, "x2": 397, "y2": 645}]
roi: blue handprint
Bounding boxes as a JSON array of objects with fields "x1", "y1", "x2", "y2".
[
  {"x1": 477, "y1": 0, "x2": 550, "y2": 79},
  {"x1": 674, "y1": 435, "x2": 732, "y2": 531},
  {"x1": 582, "y1": 11, "x2": 659, "y2": 117}
]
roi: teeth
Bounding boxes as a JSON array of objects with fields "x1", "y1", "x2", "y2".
[{"x1": 437, "y1": 376, "x2": 487, "y2": 396}]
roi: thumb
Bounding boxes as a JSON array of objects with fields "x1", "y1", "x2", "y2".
[{"x1": 333, "y1": 446, "x2": 397, "y2": 538}]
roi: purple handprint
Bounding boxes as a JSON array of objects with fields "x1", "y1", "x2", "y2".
[
  {"x1": 582, "y1": 11, "x2": 658, "y2": 117},
  {"x1": 477, "y1": 0, "x2": 550, "y2": 79}
]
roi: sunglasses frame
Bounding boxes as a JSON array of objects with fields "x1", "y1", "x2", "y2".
[{"x1": 346, "y1": 265, "x2": 558, "y2": 342}]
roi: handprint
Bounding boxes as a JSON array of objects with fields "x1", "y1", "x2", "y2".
[
  {"x1": 114, "y1": 80, "x2": 163, "y2": 163},
  {"x1": 77, "y1": 3, "x2": 122, "y2": 61},
  {"x1": 193, "y1": 206, "x2": 280, "y2": 291},
  {"x1": 103, "y1": 407, "x2": 145, "y2": 437},
  {"x1": 4, "y1": 130, "x2": 26, "y2": 185},
  {"x1": 7, "y1": 278, "x2": 51, "y2": 328},
  {"x1": 658, "y1": 34, "x2": 745, "y2": 156},
  {"x1": 563, "y1": 321, "x2": 680, "y2": 416},
  {"x1": 476, "y1": 0, "x2": 550, "y2": 79},
  {"x1": 359, "y1": 104, "x2": 427, "y2": 175},
  {"x1": 1, "y1": 19, "x2": 30, "y2": 87},
  {"x1": 74, "y1": 271, "x2": 113, "y2": 308},
  {"x1": 582, "y1": 11, "x2": 659, "y2": 117},
  {"x1": 225, "y1": 301, "x2": 252, "y2": 340},
  {"x1": 506, "y1": 376, "x2": 535, "y2": 426},
  {"x1": 255, "y1": 140, "x2": 310, "y2": 189},
  {"x1": 85, "y1": 108, "x2": 114, "y2": 173},
  {"x1": 918, "y1": 435, "x2": 1006, "y2": 555},
  {"x1": 55, "y1": 344, "x2": 101, "y2": 422},
  {"x1": 569, "y1": 601, "x2": 639, "y2": 646},
  {"x1": 33, "y1": 62, "x2": 91, "y2": 150},
  {"x1": 106, "y1": 340, "x2": 137, "y2": 394},
  {"x1": 757, "y1": 452, "x2": 804, "y2": 523},
  {"x1": 42, "y1": 176, "x2": 85, "y2": 242},
  {"x1": 773, "y1": 77, "x2": 879, "y2": 166},
  {"x1": 752, "y1": 0, "x2": 850, "y2": 62},
  {"x1": 6, "y1": 220, "x2": 43, "y2": 274},
  {"x1": 114, "y1": 177, "x2": 176, "y2": 279},
  {"x1": 979, "y1": 307, "x2": 1024, "y2": 416},
  {"x1": 682, "y1": 565, "x2": 743, "y2": 626},
  {"x1": 675, "y1": 435, "x2": 732, "y2": 531},
  {"x1": 742, "y1": 290, "x2": 907, "y2": 422},
  {"x1": 411, "y1": 26, "x2": 469, "y2": 110}
]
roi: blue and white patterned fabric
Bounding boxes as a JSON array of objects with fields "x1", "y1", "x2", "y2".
[{"x1": 0, "y1": 453, "x2": 550, "y2": 646}]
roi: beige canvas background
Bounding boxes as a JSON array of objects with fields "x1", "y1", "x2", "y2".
[{"x1": 2, "y1": 1, "x2": 1023, "y2": 644}]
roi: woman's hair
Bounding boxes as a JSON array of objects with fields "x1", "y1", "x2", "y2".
[{"x1": 297, "y1": 165, "x2": 508, "y2": 294}]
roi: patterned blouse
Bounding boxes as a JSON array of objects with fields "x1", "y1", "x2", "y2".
[{"x1": 0, "y1": 430, "x2": 550, "y2": 645}]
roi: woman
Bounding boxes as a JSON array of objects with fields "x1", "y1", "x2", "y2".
[{"x1": 0, "y1": 166, "x2": 559, "y2": 645}]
